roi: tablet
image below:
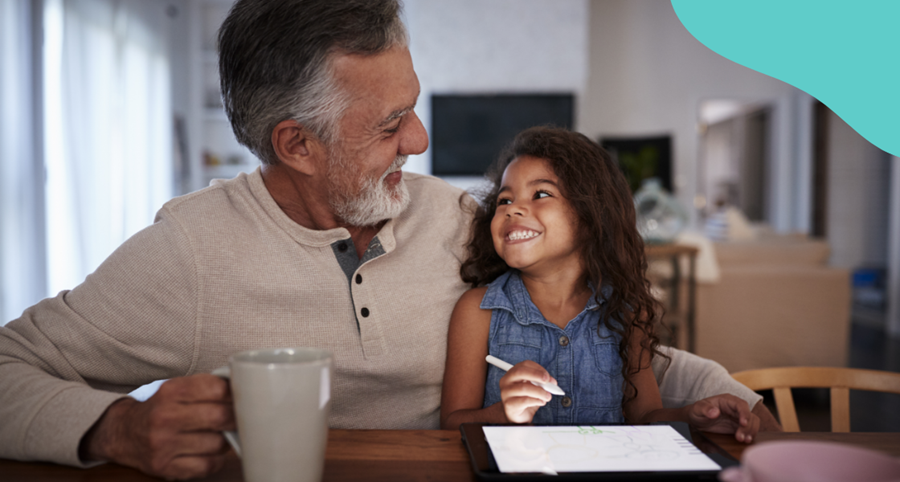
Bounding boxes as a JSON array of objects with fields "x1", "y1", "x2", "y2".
[{"x1": 460, "y1": 422, "x2": 738, "y2": 481}]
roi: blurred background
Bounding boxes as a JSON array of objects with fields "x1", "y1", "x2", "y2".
[{"x1": 1, "y1": 0, "x2": 898, "y2": 429}]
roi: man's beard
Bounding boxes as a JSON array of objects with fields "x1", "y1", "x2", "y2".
[{"x1": 326, "y1": 154, "x2": 410, "y2": 227}]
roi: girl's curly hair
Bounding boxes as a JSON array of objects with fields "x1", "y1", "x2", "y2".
[{"x1": 460, "y1": 126, "x2": 667, "y2": 412}]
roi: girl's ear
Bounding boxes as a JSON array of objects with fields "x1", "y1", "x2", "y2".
[{"x1": 271, "y1": 119, "x2": 327, "y2": 176}]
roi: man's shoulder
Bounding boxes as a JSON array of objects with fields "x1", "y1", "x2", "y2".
[
  {"x1": 156, "y1": 171, "x2": 259, "y2": 229},
  {"x1": 392, "y1": 173, "x2": 475, "y2": 252}
]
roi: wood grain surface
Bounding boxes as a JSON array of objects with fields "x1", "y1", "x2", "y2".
[{"x1": 1, "y1": 429, "x2": 898, "y2": 481}]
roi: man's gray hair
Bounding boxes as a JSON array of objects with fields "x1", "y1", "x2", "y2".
[{"x1": 218, "y1": 0, "x2": 408, "y2": 165}]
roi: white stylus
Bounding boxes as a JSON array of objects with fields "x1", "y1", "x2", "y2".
[{"x1": 485, "y1": 355, "x2": 566, "y2": 396}]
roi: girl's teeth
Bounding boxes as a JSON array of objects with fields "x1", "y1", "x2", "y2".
[{"x1": 509, "y1": 230, "x2": 539, "y2": 240}]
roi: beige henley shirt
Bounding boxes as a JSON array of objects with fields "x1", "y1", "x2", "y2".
[{"x1": 0, "y1": 169, "x2": 471, "y2": 466}]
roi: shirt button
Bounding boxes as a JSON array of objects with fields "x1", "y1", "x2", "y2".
[
  {"x1": 561, "y1": 396, "x2": 572, "y2": 408},
  {"x1": 355, "y1": 274, "x2": 362, "y2": 284},
  {"x1": 361, "y1": 307, "x2": 370, "y2": 317},
  {"x1": 338, "y1": 242, "x2": 348, "y2": 252},
  {"x1": 559, "y1": 335, "x2": 570, "y2": 347}
]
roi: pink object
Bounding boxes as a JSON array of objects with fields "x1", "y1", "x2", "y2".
[{"x1": 719, "y1": 441, "x2": 900, "y2": 482}]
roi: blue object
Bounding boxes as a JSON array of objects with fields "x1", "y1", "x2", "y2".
[{"x1": 852, "y1": 268, "x2": 884, "y2": 288}]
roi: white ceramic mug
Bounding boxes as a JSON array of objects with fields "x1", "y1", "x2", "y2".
[{"x1": 213, "y1": 347, "x2": 332, "y2": 482}]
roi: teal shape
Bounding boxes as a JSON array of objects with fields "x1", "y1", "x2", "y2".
[{"x1": 671, "y1": 0, "x2": 900, "y2": 158}]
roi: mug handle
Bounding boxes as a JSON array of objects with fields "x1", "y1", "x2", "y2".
[{"x1": 211, "y1": 366, "x2": 242, "y2": 457}]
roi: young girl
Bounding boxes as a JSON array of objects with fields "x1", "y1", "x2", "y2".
[{"x1": 441, "y1": 127, "x2": 758, "y2": 442}]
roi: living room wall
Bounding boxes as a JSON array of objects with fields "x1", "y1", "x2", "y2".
[
  {"x1": 825, "y1": 111, "x2": 893, "y2": 270},
  {"x1": 403, "y1": 0, "x2": 588, "y2": 191},
  {"x1": 579, "y1": 0, "x2": 811, "y2": 232}
]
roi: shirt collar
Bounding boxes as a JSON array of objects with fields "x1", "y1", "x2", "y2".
[{"x1": 480, "y1": 270, "x2": 612, "y2": 326}]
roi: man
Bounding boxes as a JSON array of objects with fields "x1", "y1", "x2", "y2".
[
  {"x1": 0, "y1": 0, "x2": 776, "y2": 480},
  {"x1": 2, "y1": 1, "x2": 468, "y2": 478}
]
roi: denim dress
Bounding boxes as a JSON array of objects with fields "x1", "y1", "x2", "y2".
[{"x1": 481, "y1": 270, "x2": 625, "y2": 424}]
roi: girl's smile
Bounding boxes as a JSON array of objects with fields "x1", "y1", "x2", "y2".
[
  {"x1": 490, "y1": 155, "x2": 582, "y2": 275},
  {"x1": 503, "y1": 227, "x2": 541, "y2": 242}
]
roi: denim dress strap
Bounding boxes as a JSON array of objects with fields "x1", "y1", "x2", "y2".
[{"x1": 481, "y1": 270, "x2": 624, "y2": 425}]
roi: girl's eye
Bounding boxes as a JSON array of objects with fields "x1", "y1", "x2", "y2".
[
  {"x1": 497, "y1": 198, "x2": 512, "y2": 205},
  {"x1": 534, "y1": 190, "x2": 551, "y2": 200}
]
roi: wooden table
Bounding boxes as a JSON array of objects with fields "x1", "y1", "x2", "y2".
[
  {"x1": 704, "y1": 431, "x2": 900, "y2": 462},
  {"x1": 1, "y1": 429, "x2": 899, "y2": 481}
]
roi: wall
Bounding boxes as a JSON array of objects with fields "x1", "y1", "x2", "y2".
[
  {"x1": 826, "y1": 111, "x2": 893, "y2": 269},
  {"x1": 403, "y1": 0, "x2": 588, "y2": 191},
  {"x1": 167, "y1": 0, "x2": 191, "y2": 194},
  {"x1": 580, "y1": 0, "x2": 811, "y2": 231},
  {"x1": 889, "y1": 157, "x2": 900, "y2": 337}
]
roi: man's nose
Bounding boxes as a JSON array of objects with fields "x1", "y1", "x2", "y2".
[{"x1": 399, "y1": 111, "x2": 428, "y2": 156}]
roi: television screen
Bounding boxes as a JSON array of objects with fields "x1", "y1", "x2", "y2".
[
  {"x1": 431, "y1": 94, "x2": 574, "y2": 176},
  {"x1": 600, "y1": 135, "x2": 673, "y2": 194}
]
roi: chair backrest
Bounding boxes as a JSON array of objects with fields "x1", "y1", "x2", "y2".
[{"x1": 731, "y1": 367, "x2": 900, "y2": 432}]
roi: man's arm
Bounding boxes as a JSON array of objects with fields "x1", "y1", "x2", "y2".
[
  {"x1": 0, "y1": 208, "x2": 216, "y2": 468},
  {"x1": 652, "y1": 346, "x2": 782, "y2": 432}
]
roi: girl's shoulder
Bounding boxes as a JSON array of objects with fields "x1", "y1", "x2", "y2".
[
  {"x1": 456, "y1": 286, "x2": 489, "y2": 310},
  {"x1": 449, "y1": 287, "x2": 492, "y2": 334}
]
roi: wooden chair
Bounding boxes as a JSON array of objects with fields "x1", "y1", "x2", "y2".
[{"x1": 731, "y1": 367, "x2": 900, "y2": 432}]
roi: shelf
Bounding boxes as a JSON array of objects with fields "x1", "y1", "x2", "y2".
[
  {"x1": 852, "y1": 305, "x2": 887, "y2": 328},
  {"x1": 187, "y1": 0, "x2": 251, "y2": 194},
  {"x1": 203, "y1": 163, "x2": 258, "y2": 180},
  {"x1": 645, "y1": 244, "x2": 698, "y2": 352},
  {"x1": 204, "y1": 109, "x2": 228, "y2": 121},
  {"x1": 201, "y1": 2, "x2": 230, "y2": 51}
]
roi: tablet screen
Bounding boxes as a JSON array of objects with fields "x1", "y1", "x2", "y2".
[{"x1": 482, "y1": 425, "x2": 722, "y2": 474}]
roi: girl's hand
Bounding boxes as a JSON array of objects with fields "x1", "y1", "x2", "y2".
[
  {"x1": 687, "y1": 394, "x2": 760, "y2": 444},
  {"x1": 498, "y1": 360, "x2": 556, "y2": 424}
]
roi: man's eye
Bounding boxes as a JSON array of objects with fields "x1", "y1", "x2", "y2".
[{"x1": 534, "y1": 190, "x2": 551, "y2": 199}]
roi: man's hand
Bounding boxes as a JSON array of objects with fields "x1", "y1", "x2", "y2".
[
  {"x1": 499, "y1": 360, "x2": 555, "y2": 424},
  {"x1": 81, "y1": 374, "x2": 235, "y2": 480},
  {"x1": 687, "y1": 394, "x2": 760, "y2": 444},
  {"x1": 751, "y1": 401, "x2": 783, "y2": 432}
]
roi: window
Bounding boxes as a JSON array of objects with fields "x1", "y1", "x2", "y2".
[{"x1": 1, "y1": 0, "x2": 174, "y2": 323}]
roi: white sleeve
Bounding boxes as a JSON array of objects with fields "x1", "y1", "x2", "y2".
[{"x1": 652, "y1": 346, "x2": 763, "y2": 409}]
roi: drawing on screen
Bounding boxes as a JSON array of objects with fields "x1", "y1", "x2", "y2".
[
  {"x1": 482, "y1": 424, "x2": 720, "y2": 474},
  {"x1": 541, "y1": 426, "x2": 690, "y2": 464}
]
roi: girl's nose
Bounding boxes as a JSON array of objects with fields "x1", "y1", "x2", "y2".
[{"x1": 506, "y1": 201, "x2": 527, "y2": 217}]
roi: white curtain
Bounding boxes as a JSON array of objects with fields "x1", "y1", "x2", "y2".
[
  {"x1": 43, "y1": 0, "x2": 173, "y2": 295},
  {"x1": 1, "y1": 0, "x2": 47, "y2": 324}
]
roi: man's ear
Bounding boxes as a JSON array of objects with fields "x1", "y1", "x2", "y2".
[{"x1": 271, "y1": 119, "x2": 325, "y2": 175}]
